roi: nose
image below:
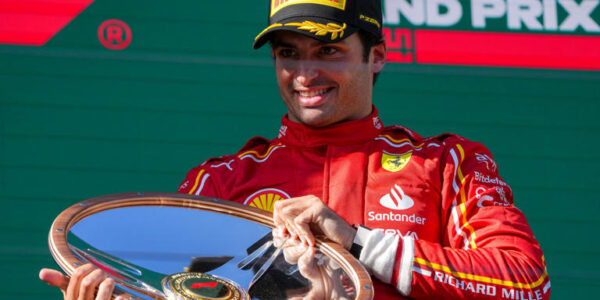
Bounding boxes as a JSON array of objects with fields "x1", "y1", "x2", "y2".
[{"x1": 295, "y1": 60, "x2": 319, "y2": 86}]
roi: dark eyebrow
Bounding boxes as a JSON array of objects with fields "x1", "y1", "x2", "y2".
[
  {"x1": 271, "y1": 36, "x2": 333, "y2": 49},
  {"x1": 272, "y1": 41, "x2": 296, "y2": 49}
]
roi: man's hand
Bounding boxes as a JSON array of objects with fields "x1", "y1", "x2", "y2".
[
  {"x1": 272, "y1": 195, "x2": 356, "y2": 251},
  {"x1": 39, "y1": 265, "x2": 123, "y2": 300},
  {"x1": 287, "y1": 246, "x2": 352, "y2": 300}
]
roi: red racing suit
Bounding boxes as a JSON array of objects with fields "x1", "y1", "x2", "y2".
[{"x1": 178, "y1": 108, "x2": 550, "y2": 299}]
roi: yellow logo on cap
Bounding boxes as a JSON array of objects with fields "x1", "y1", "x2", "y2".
[
  {"x1": 255, "y1": 21, "x2": 346, "y2": 41},
  {"x1": 271, "y1": 0, "x2": 346, "y2": 17},
  {"x1": 381, "y1": 151, "x2": 412, "y2": 172},
  {"x1": 360, "y1": 14, "x2": 381, "y2": 28}
]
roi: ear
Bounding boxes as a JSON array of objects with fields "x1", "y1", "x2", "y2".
[{"x1": 370, "y1": 41, "x2": 387, "y2": 73}]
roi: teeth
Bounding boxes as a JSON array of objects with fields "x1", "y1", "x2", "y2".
[{"x1": 298, "y1": 89, "x2": 328, "y2": 97}]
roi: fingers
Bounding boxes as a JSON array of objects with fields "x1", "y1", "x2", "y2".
[
  {"x1": 281, "y1": 239, "x2": 308, "y2": 265},
  {"x1": 95, "y1": 277, "x2": 115, "y2": 300},
  {"x1": 298, "y1": 246, "x2": 319, "y2": 280},
  {"x1": 298, "y1": 247, "x2": 328, "y2": 300},
  {"x1": 293, "y1": 207, "x2": 318, "y2": 246},
  {"x1": 274, "y1": 202, "x2": 300, "y2": 241},
  {"x1": 39, "y1": 268, "x2": 69, "y2": 291},
  {"x1": 41, "y1": 265, "x2": 121, "y2": 300},
  {"x1": 272, "y1": 226, "x2": 289, "y2": 248},
  {"x1": 66, "y1": 263, "x2": 96, "y2": 300},
  {"x1": 274, "y1": 225, "x2": 307, "y2": 265},
  {"x1": 79, "y1": 268, "x2": 109, "y2": 300},
  {"x1": 273, "y1": 196, "x2": 318, "y2": 245},
  {"x1": 61, "y1": 263, "x2": 117, "y2": 300}
]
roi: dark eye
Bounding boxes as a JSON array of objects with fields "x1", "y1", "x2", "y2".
[
  {"x1": 320, "y1": 46, "x2": 338, "y2": 55},
  {"x1": 278, "y1": 48, "x2": 296, "y2": 58}
]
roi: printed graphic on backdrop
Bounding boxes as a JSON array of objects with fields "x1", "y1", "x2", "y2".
[
  {"x1": 1, "y1": 0, "x2": 598, "y2": 70},
  {"x1": 98, "y1": 19, "x2": 132, "y2": 50},
  {"x1": 0, "y1": 0, "x2": 94, "y2": 46},
  {"x1": 382, "y1": 0, "x2": 600, "y2": 70}
]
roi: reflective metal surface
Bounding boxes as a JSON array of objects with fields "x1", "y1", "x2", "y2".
[{"x1": 61, "y1": 202, "x2": 363, "y2": 299}]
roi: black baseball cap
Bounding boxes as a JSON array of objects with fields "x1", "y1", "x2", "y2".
[{"x1": 253, "y1": 0, "x2": 383, "y2": 49}]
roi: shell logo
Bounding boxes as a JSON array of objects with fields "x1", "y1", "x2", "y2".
[{"x1": 244, "y1": 188, "x2": 290, "y2": 212}]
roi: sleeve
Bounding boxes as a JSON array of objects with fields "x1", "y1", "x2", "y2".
[
  {"x1": 177, "y1": 164, "x2": 221, "y2": 198},
  {"x1": 359, "y1": 138, "x2": 551, "y2": 299}
]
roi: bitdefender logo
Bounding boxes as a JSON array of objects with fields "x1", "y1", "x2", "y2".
[{"x1": 379, "y1": 184, "x2": 414, "y2": 210}]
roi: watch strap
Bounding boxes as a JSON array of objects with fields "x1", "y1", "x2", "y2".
[{"x1": 350, "y1": 224, "x2": 371, "y2": 259}]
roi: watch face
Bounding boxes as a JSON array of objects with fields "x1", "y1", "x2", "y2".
[{"x1": 162, "y1": 272, "x2": 247, "y2": 300}]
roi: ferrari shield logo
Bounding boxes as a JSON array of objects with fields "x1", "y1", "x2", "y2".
[{"x1": 381, "y1": 152, "x2": 412, "y2": 172}]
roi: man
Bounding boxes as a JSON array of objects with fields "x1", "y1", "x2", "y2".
[{"x1": 41, "y1": 0, "x2": 550, "y2": 299}]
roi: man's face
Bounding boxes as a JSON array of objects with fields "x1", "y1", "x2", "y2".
[{"x1": 271, "y1": 31, "x2": 385, "y2": 128}]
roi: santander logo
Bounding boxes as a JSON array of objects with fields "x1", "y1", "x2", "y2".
[{"x1": 379, "y1": 184, "x2": 414, "y2": 210}]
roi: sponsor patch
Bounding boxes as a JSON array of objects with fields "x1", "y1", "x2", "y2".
[
  {"x1": 433, "y1": 271, "x2": 497, "y2": 297},
  {"x1": 475, "y1": 153, "x2": 497, "y2": 172},
  {"x1": 373, "y1": 116, "x2": 382, "y2": 129},
  {"x1": 278, "y1": 125, "x2": 288, "y2": 138},
  {"x1": 381, "y1": 151, "x2": 412, "y2": 172},
  {"x1": 384, "y1": 228, "x2": 419, "y2": 240},
  {"x1": 473, "y1": 171, "x2": 508, "y2": 187},
  {"x1": 271, "y1": 0, "x2": 346, "y2": 16},
  {"x1": 475, "y1": 186, "x2": 511, "y2": 208},
  {"x1": 368, "y1": 211, "x2": 426, "y2": 225},
  {"x1": 371, "y1": 184, "x2": 426, "y2": 225},
  {"x1": 244, "y1": 188, "x2": 291, "y2": 212},
  {"x1": 379, "y1": 184, "x2": 414, "y2": 210},
  {"x1": 360, "y1": 14, "x2": 381, "y2": 28}
]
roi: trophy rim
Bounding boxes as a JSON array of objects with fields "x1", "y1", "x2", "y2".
[{"x1": 48, "y1": 192, "x2": 374, "y2": 300}]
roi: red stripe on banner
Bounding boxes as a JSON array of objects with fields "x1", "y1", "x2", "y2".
[
  {"x1": 0, "y1": 0, "x2": 94, "y2": 46},
  {"x1": 413, "y1": 30, "x2": 600, "y2": 71},
  {"x1": 0, "y1": 0, "x2": 92, "y2": 14},
  {"x1": 387, "y1": 51, "x2": 413, "y2": 63}
]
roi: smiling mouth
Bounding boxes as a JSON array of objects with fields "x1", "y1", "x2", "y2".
[
  {"x1": 297, "y1": 88, "x2": 330, "y2": 97},
  {"x1": 295, "y1": 87, "x2": 333, "y2": 107}
]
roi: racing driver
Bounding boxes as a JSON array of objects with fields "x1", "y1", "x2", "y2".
[{"x1": 40, "y1": 0, "x2": 551, "y2": 299}]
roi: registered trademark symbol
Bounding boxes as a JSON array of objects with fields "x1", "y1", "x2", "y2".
[{"x1": 98, "y1": 19, "x2": 131, "y2": 50}]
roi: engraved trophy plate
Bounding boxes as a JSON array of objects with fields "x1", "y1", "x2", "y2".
[{"x1": 162, "y1": 272, "x2": 248, "y2": 300}]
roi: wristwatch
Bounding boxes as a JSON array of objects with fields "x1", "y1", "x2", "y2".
[{"x1": 350, "y1": 224, "x2": 371, "y2": 259}]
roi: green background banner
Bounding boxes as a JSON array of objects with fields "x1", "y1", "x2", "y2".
[{"x1": 1, "y1": 0, "x2": 599, "y2": 298}]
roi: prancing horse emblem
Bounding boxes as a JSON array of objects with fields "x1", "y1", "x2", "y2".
[{"x1": 381, "y1": 151, "x2": 412, "y2": 172}]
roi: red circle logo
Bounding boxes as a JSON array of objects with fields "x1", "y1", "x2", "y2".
[{"x1": 98, "y1": 19, "x2": 131, "y2": 50}]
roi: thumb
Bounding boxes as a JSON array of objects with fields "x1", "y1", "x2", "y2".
[{"x1": 39, "y1": 268, "x2": 69, "y2": 291}]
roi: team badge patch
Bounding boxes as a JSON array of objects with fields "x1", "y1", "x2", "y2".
[
  {"x1": 244, "y1": 188, "x2": 291, "y2": 212},
  {"x1": 381, "y1": 151, "x2": 412, "y2": 172}
]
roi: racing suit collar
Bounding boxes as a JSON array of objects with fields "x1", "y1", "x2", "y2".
[{"x1": 277, "y1": 106, "x2": 383, "y2": 147}]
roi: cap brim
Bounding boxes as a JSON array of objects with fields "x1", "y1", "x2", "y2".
[{"x1": 253, "y1": 17, "x2": 358, "y2": 49}]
